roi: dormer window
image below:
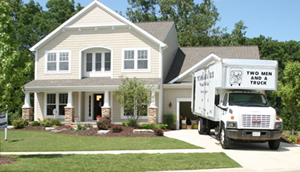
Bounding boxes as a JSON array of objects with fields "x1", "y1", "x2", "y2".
[
  {"x1": 45, "y1": 50, "x2": 71, "y2": 74},
  {"x1": 84, "y1": 49, "x2": 111, "y2": 77}
]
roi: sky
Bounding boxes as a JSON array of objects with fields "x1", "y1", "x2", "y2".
[{"x1": 23, "y1": 0, "x2": 300, "y2": 42}]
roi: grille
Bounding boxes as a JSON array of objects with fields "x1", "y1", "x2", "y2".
[{"x1": 242, "y1": 114, "x2": 270, "y2": 128}]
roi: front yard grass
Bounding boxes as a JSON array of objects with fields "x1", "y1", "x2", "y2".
[
  {"x1": 0, "y1": 130, "x2": 201, "y2": 152},
  {"x1": 0, "y1": 153, "x2": 241, "y2": 171}
]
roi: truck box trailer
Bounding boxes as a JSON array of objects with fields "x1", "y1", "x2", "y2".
[{"x1": 192, "y1": 58, "x2": 282, "y2": 150}]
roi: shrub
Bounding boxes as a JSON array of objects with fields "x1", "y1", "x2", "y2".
[
  {"x1": 41, "y1": 118, "x2": 54, "y2": 127},
  {"x1": 113, "y1": 126, "x2": 123, "y2": 133},
  {"x1": 75, "y1": 124, "x2": 88, "y2": 132},
  {"x1": 154, "y1": 128, "x2": 164, "y2": 136},
  {"x1": 127, "y1": 119, "x2": 138, "y2": 127},
  {"x1": 163, "y1": 113, "x2": 176, "y2": 130},
  {"x1": 97, "y1": 117, "x2": 111, "y2": 130},
  {"x1": 30, "y1": 121, "x2": 40, "y2": 126},
  {"x1": 52, "y1": 119, "x2": 62, "y2": 126},
  {"x1": 122, "y1": 122, "x2": 129, "y2": 127},
  {"x1": 8, "y1": 112, "x2": 21, "y2": 125},
  {"x1": 288, "y1": 135, "x2": 298, "y2": 143},
  {"x1": 22, "y1": 119, "x2": 29, "y2": 126},
  {"x1": 140, "y1": 123, "x2": 168, "y2": 130},
  {"x1": 12, "y1": 120, "x2": 25, "y2": 129}
]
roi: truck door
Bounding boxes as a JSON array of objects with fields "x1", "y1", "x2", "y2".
[{"x1": 221, "y1": 93, "x2": 228, "y2": 116}]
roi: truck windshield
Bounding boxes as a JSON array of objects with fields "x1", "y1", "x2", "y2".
[{"x1": 228, "y1": 93, "x2": 269, "y2": 107}]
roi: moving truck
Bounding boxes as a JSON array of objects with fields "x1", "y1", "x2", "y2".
[{"x1": 192, "y1": 58, "x2": 283, "y2": 150}]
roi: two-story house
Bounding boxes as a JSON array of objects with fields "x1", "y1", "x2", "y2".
[{"x1": 22, "y1": 0, "x2": 260, "y2": 129}]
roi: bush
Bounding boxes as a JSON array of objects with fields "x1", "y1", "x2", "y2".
[
  {"x1": 140, "y1": 123, "x2": 168, "y2": 130},
  {"x1": 8, "y1": 112, "x2": 21, "y2": 125},
  {"x1": 12, "y1": 120, "x2": 25, "y2": 129},
  {"x1": 97, "y1": 117, "x2": 111, "y2": 130},
  {"x1": 122, "y1": 122, "x2": 129, "y2": 127},
  {"x1": 288, "y1": 135, "x2": 298, "y2": 143},
  {"x1": 113, "y1": 126, "x2": 123, "y2": 133},
  {"x1": 75, "y1": 124, "x2": 88, "y2": 132},
  {"x1": 163, "y1": 113, "x2": 176, "y2": 130},
  {"x1": 154, "y1": 128, "x2": 164, "y2": 136},
  {"x1": 22, "y1": 119, "x2": 29, "y2": 126},
  {"x1": 127, "y1": 119, "x2": 138, "y2": 127},
  {"x1": 41, "y1": 118, "x2": 54, "y2": 127},
  {"x1": 52, "y1": 119, "x2": 62, "y2": 126},
  {"x1": 31, "y1": 121, "x2": 40, "y2": 126}
]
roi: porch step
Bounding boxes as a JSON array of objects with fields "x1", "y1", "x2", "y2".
[{"x1": 133, "y1": 129, "x2": 154, "y2": 134}]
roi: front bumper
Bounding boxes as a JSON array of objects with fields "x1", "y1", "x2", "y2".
[{"x1": 226, "y1": 129, "x2": 282, "y2": 141}]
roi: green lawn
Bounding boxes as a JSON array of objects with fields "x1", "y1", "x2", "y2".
[
  {"x1": 0, "y1": 130, "x2": 201, "y2": 152},
  {"x1": 0, "y1": 153, "x2": 241, "y2": 171}
]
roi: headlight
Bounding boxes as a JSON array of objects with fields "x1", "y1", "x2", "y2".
[
  {"x1": 274, "y1": 122, "x2": 283, "y2": 129},
  {"x1": 227, "y1": 121, "x2": 237, "y2": 128}
]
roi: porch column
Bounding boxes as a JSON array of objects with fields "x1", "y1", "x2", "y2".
[
  {"x1": 102, "y1": 91, "x2": 111, "y2": 123},
  {"x1": 148, "y1": 91, "x2": 158, "y2": 124},
  {"x1": 65, "y1": 91, "x2": 74, "y2": 125},
  {"x1": 22, "y1": 91, "x2": 33, "y2": 121}
]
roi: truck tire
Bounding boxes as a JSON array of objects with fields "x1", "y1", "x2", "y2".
[
  {"x1": 220, "y1": 125, "x2": 231, "y2": 149},
  {"x1": 268, "y1": 139, "x2": 280, "y2": 150},
  {"x1": 198, "y1": 117, "x2": 205, "y2": 134}
]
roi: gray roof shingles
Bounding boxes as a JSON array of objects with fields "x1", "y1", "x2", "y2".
[
  {"x1": 134, "y1": 21, "x2": 174, "y2": 41},
  {"x1": 25, "y1": 77, "x2": 161, "y2": 88},
  {"x1": 164, "y1": 46, "x2": 260, "y2": 83}
]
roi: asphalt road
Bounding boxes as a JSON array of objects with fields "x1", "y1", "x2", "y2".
[{"x1": 164, "y1": 130, "x2": 300, "y2": 172}]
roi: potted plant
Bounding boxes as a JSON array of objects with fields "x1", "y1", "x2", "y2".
[
  {"x1": 74, "y1": 115, "x2": 79, "y2": 122},
  {"x1": 96, "y1": 115, "x2": 101, "y2": 122}
]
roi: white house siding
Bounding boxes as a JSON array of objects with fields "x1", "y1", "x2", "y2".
[
  {"x1": 163, "y1": 88, "x2": 192, "y2": 116},
  {"x1": 162, "y1": 24, "x2": 179, "y2": 80},
  {"x1": 69, "y1": 6, "x2": 124, "y2": 27},
  {"x1": 37, "y1": 28, "x2": 160, "y2": 80},
  {"x1": 36, "y1": 92, "x2": 44, "y2": 121}
]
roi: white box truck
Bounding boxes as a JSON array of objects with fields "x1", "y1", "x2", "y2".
[{"x1": 192, "y1": 58, "x2": 283, "y2": 150}]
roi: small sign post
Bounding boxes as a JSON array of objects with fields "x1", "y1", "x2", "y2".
[{"x1": 0, "y1": 105, "x2": 8, "y2": 141}]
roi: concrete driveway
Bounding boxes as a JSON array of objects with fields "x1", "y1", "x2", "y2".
[{"x1": 164, "y1": 130, "x2": 300, "y2": 172}]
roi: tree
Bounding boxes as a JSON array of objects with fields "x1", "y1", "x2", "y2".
[
  {"x1": 126, "y1": 0, "x2": 159, "y2": 22},
  {"x1": 276, "y1": 61, "x2": 300, "y2": 135},
  {"x1": 0, "y1": 1, "x2": 32, "y2": 112},
  {"x1": 114, "y1": 77, "x2": 153, "y2": 126}
]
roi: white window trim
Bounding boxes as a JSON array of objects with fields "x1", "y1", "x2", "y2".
[
  {"x1": 44, "y1": 92, "x2": 68, "y2": 119},
  {"x1": 83, "y1": 50, "x2": 112, "y2": 77},
  {"x1": 122, "y1": 47, "x2": 151, "y2": 72},
  {"x1": 44, "y1": 50, "x2": 72, "y2": 74},
  {"x1": 120, "y1": 106, "x2": 148, "y2": 119}
]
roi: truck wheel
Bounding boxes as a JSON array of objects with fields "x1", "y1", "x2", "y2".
[
  {"x1": 268, "y1": 139, "x2": 280, "y2": 150},
  {"x1": 198, "y1": 117, "x2": 205, "y2": 135},
  {"x1": 220, "y1": 125, "x2": 231, "y2": 149}
]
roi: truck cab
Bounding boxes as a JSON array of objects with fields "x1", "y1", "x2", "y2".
[{"x1": 216, "y1": 91, "x2": 282, "y2": 149}]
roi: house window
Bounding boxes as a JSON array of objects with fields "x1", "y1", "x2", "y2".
[
  {"x1": 46, "y1": 93, "x2": 68, "y2": 117},
  {"x1": 84, "y1": 51, "x2": 111, "y2": 77},
  {"x1": 123, "y1": 48, "x2": 150, "y2": 72},
  {"x1": 46, "y1": 50, "x2": 71, "y2": 73},
  {"x1": 121, "y1": 96, "x2": 148, "y2": 119}
]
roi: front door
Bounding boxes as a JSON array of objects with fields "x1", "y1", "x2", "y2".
[{"x1": 93, "y1": 94, "x2": 104, "y2": 120}]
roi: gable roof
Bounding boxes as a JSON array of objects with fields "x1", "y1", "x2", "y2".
[
  {"x1": 164, "y1": 45, "x2": 260, "y2": 83},
  {"x1": 134, "y1": 21, "x2": 174, "y2": 41},
  {"x1": 29, "y1": 0, "x2": 167, "y2": 51}
]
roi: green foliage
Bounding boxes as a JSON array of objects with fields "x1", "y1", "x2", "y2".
[
  {"x1": 288, "y1": 135, "x2": 298, "y2": 143},
  {"x1": 75, "y1": 124, "x2": 88, "y2": 132},
  {"x1": 114, "y1": 76, "x2": 153, "y2": 123},
  {"x1": 8, "y1": 111, "x2": 21, "y2": 125},
  {"x1": 0, "y1": 1, "x2": 32, "y2": 112},
  {"x1": 52, "y1": 119, "x2": 62, "y2": 126},
  {"x1": 128, "y1": 118, "x2": 139, "y2": 127},
  {"x1": 30, "y1": 121, "x2": 40, "y2": 126},
  {"x1": 41, "y1": 118, "x2": 54, "y2": 128},
  {"x1": 163, "y1": 113, "x2": 176, "y2": 130},
  {"x1": 112, "y1": 126, "x2": 123, "y2": 133},
  {"x1": 12, "y1": 120, "x2": 26, "y2": 129},
  {"x1": 154, "y1": 128, "x2": 164, "y2": 136},
  {"x1": 22, "y1": 119, "x2": 29, "y2": 126},
  {"x1": 97, "y1": 117, "x2": 111, "y2": 130},
  {"x1": 140, "y1": 123, "x2": 167, "y2": 130},
  {"x1": 122, "y1": 122, "x2": 129, "y2": 127},
  {"x1": 276, "y1": 61, "x2": 300, "y2": 135}
]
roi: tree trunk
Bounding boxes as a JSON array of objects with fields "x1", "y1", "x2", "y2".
[{"x1": 292, "y1": 111, "x2": 295, "y2": 135}]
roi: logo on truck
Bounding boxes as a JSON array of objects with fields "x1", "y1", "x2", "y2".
[{"x1": 229, "y1": 68, "x2": 243, "y2": 86}]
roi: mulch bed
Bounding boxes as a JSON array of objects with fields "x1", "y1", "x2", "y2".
[
  {"x1": 0, "y1": 157, "x2": 17, "y2": 165},
  {"x1": 7, "y1": 124, "x2": 168, "y2": 138}
]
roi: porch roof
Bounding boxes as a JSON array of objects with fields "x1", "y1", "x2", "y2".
[{"x1": 24, "y1": 77, "x2": 161, "y2": 91}]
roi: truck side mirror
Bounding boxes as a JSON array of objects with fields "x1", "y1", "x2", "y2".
[
  {"x1": 215, "y1": 94, "x2": 220, "y2": 106},
  {"x1": 276, "y1": 96, "x2": 281, "y2": 109}
]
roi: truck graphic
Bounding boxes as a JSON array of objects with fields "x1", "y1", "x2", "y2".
[{"x1": 229, "y1": 68, "x2": 242, "y2": 86}]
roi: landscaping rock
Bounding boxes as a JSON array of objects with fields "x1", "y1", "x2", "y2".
[
  {"x1": 98, "y1": 130, "x2": 110, "y2": 134},
  {"x1": 133, "y1": 129, "x2": 154, "y2": 134},
  {"x1": 7, "y1": 126, "x2": 14, "y2": 129},
  {"x1": 45, "y1": 127, "x2": 56, "y2": 130}
]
